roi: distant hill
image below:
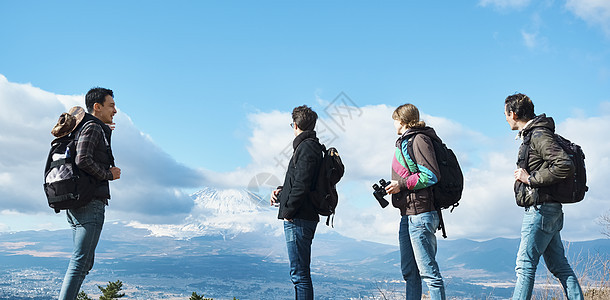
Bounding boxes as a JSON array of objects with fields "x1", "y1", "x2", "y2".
[{"x1": 1, "y1": 187, "x2": 608, "y2": 299}]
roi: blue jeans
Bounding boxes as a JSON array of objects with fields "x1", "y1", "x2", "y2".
[
  {"x1": 284, "y1": 218, "x2": 318, "y2": 300},
  {"x1": 59, "y1": 199, "x2": 105, "y2": 300},
  {"x1": 512, "y1": 202, "x2": 583, "y2": 300},
  {"x1": 399, "y1": 211, "x2": 445, "y2": 300}
]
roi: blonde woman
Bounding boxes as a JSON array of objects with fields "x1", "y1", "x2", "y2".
[{"x1": 385, "y1": 103, "x2": 446, "y2": 300}]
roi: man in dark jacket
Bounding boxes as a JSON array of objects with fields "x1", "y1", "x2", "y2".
[
  {"x1": 271, "y1": 105, "x2": 322, "y2": 300},
  {"x1": 504, "y1": 93, "x2": 583, "y2": 300},
  {"x1": 59, "y1": 87, "x2": 121, "y2": 300}
]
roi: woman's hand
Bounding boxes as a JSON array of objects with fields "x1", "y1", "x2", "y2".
[{"x1": 385, "y1": 180, "x2": 401, "y2": 195}]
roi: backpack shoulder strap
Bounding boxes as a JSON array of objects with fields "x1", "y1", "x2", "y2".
[
  {"x1": 404, "y1": 133, "x2": 420, "y2": 173},
  {"x1": 406, "y1": 132, "x2": 449, "y2": 237},
  {"x1": 519, "y1": 127, "x2": 534, "y2": 170},
  {"x1": 296, "y1": 138, "x2": 324, "y2": 190},
  {"x1": 73, "y1": 120, "x2": 115, "y2": 167},
  {"x1": 73, "y1": 120, "x2": 95, "y2": 139},
  {"x1": 303, "y1": 137, "x2": 323, "y2": 150},
  {"x1": 519, "y1": 127, "x2": 551, "y2": 171},
  {"x1": 404, "y1": 131, "x2": 435, "y2": 165},
  {"x1": 295, "y1": 137, "x2": 322, "y2": 153}
]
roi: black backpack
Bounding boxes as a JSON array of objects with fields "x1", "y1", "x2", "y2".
[
  {"x1": 43, "y1": 121, "x2": 98, "y2": 213},
  {"x1": 406, "y1": 132, "x2": 464, "y2": 238},
  {"x1": 308, "y1": 140, "x2": 345, "y2": 227},
  {"x1": 519, "y1": 128, "x2": 588, "y2": 205}
]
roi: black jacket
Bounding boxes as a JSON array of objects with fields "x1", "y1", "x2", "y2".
[{"x1": 277, "y1": 130, "x2": 322, "y2": 221}]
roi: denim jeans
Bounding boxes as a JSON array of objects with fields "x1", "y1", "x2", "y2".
[
  {"x1": 399, "y1": 211, "x2": 445, "y2": 300},
  {"x1": 284, "y1": 218, "x2": 318, "y2": 300},
  {"x1": 59, "y1": 199, "x2": 105, "y2": 300},
  {"x1": 512, "y1": 202, "x2": 583, "y2": 300}
]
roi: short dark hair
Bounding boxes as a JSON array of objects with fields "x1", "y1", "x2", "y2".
[
  {"x1": 292, "y1": 105, "x2": 318, "y2": 131},
  {"x1": 85, "y1": 87, "x2": 114, "y2": 113},
  {"x1": 505, "y1": 93, "x2": 536, "y2": 121}
]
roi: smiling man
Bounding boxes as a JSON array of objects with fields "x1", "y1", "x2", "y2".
[{"x1": 59, "y1": 87, "x2": 121, "y2": 300}]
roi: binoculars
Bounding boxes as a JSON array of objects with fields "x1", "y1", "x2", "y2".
[{"x1": 372, "y1": 179, "x2": 390, "y2": 208}]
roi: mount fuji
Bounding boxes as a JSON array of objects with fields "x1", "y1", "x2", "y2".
[{"x1": 128, "y1": 187, "x2": 282, "y2": 240}]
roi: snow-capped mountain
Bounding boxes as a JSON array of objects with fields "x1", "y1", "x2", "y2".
[
  {"x1": 128, "y1": 187, "x2": 282, "y2": 240},
  {"x1": 191, "y1": 187, "x2": 269, "y2": 215}
]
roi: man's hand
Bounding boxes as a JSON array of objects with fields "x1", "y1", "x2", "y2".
[
  {"x1": 514, "y1": 168, "x2": 530, "y2": 184},
  {"x1": 385, "y1": 180, "x2": 401, "y2": 194},
  {"x1": 270, "y1": 188, "x2": 281, "y2": 206},
  {"x1": 108, "y1": 122, "x2": 116, "y2": 131},
  {"x1": 110, "y1": 167, "x2": 121, "y2": 180}
]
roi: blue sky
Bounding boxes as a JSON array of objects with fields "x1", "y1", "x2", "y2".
[
  {"x1": 1, "y1": 0, "x2": 609, "y2": 244},
  {"x1": 2, "y1": 0, "x2": 607, "y2": 171}
]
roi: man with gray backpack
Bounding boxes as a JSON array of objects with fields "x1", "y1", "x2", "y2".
[
  {"x1": 47, "y1": 87, "x2": 121, "y2": 300},
  {"x1": 504, "y1": 93, "x2": 585, "y2": 300}
]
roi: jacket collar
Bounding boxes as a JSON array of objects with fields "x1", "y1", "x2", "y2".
[
  {"x1": 293, "y1": 130, "x2": 317, "y2": 150},
  {"x1": 517, "y1": 113, "x2": 554, "y2": 140},
  {"x1": 516, "y1": 119, "x2": 535, "y2": 140},
  {"x1": 395, "y1": 126, "x2": 439, "y2": 147}
]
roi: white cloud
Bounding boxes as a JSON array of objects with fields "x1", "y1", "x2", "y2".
[
  {"x1": 2, "y1": 74, "x2": 608, "y2": 244},
  {"x1": 522, "y1": 30, "x2": 539, "y2": 49},
  {"x1": 0, "y1": 74, "x2": 208, "y2": 225},
  {"x1": 520, "y1": 13, "x2": 550, "y2": 51},
  {"x1": 200, "y1": 103, "x2": 506, "y2": 244},
  {"x1": 479, "y1": 0, "x2": 531, "y2": 10},
  {"x1": 566, "y1": 0, "x2": 610, "y2": 36},
  {"x1": 151, "y1": 103, "x2": 472, "y2": 244},
  {"x1": 554, "y1": 108, "x2": 610, "y2": 238},
  {"x1": 234, "y1": 103, "x2": 489, "y2": 185},
  {"x1": 0, "y1": 75, "x2": 69, "y2": 212},
  {"x1": 445, "y1": 108, "x2": 610, "y2": 242},
  {"x1": 214, "y1": 102, "x2": 610, "y2": 244}
]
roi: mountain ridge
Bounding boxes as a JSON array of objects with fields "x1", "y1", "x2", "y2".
[{"x1": 1, "y1": 187, "x2": 608, "y2": 299}]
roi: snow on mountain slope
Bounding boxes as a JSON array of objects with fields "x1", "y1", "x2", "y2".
[{"x1": 128, "y1": 187, "x2": 282, "y2": 239}]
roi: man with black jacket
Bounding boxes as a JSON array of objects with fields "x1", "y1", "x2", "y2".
[
  {"x1": 59, "y1": 87, "x2": 121, "y2": 300},
  {"x1": 271, "y1": 105, "x2": 322, "y2": 300}
]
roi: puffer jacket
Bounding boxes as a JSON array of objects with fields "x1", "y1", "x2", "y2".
[
  {"x1": 391, "y1": 127, "x2": 441, "y2": 216},
  {"x1": 515, "y1": 114, "x2": 574, "y2": 206}
]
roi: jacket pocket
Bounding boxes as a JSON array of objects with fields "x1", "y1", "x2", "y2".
[
  {"x1": 391, "y1": 191, "x2": 407, "y2": 210},
  {"x1": 515, "y1": 181, "x2": 538, "y2": 207}
]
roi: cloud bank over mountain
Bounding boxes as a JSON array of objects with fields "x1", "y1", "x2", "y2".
[
  {"x1": 0, "y1": 75, "x2": 207, "y2": 227},
  {"x1": 1, "y1": 75, "x2": 609, "y2": 245}
]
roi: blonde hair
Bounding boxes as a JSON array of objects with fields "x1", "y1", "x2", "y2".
[{"x1": 392, "y1": 103, "x2": 426, "y2": 128}]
